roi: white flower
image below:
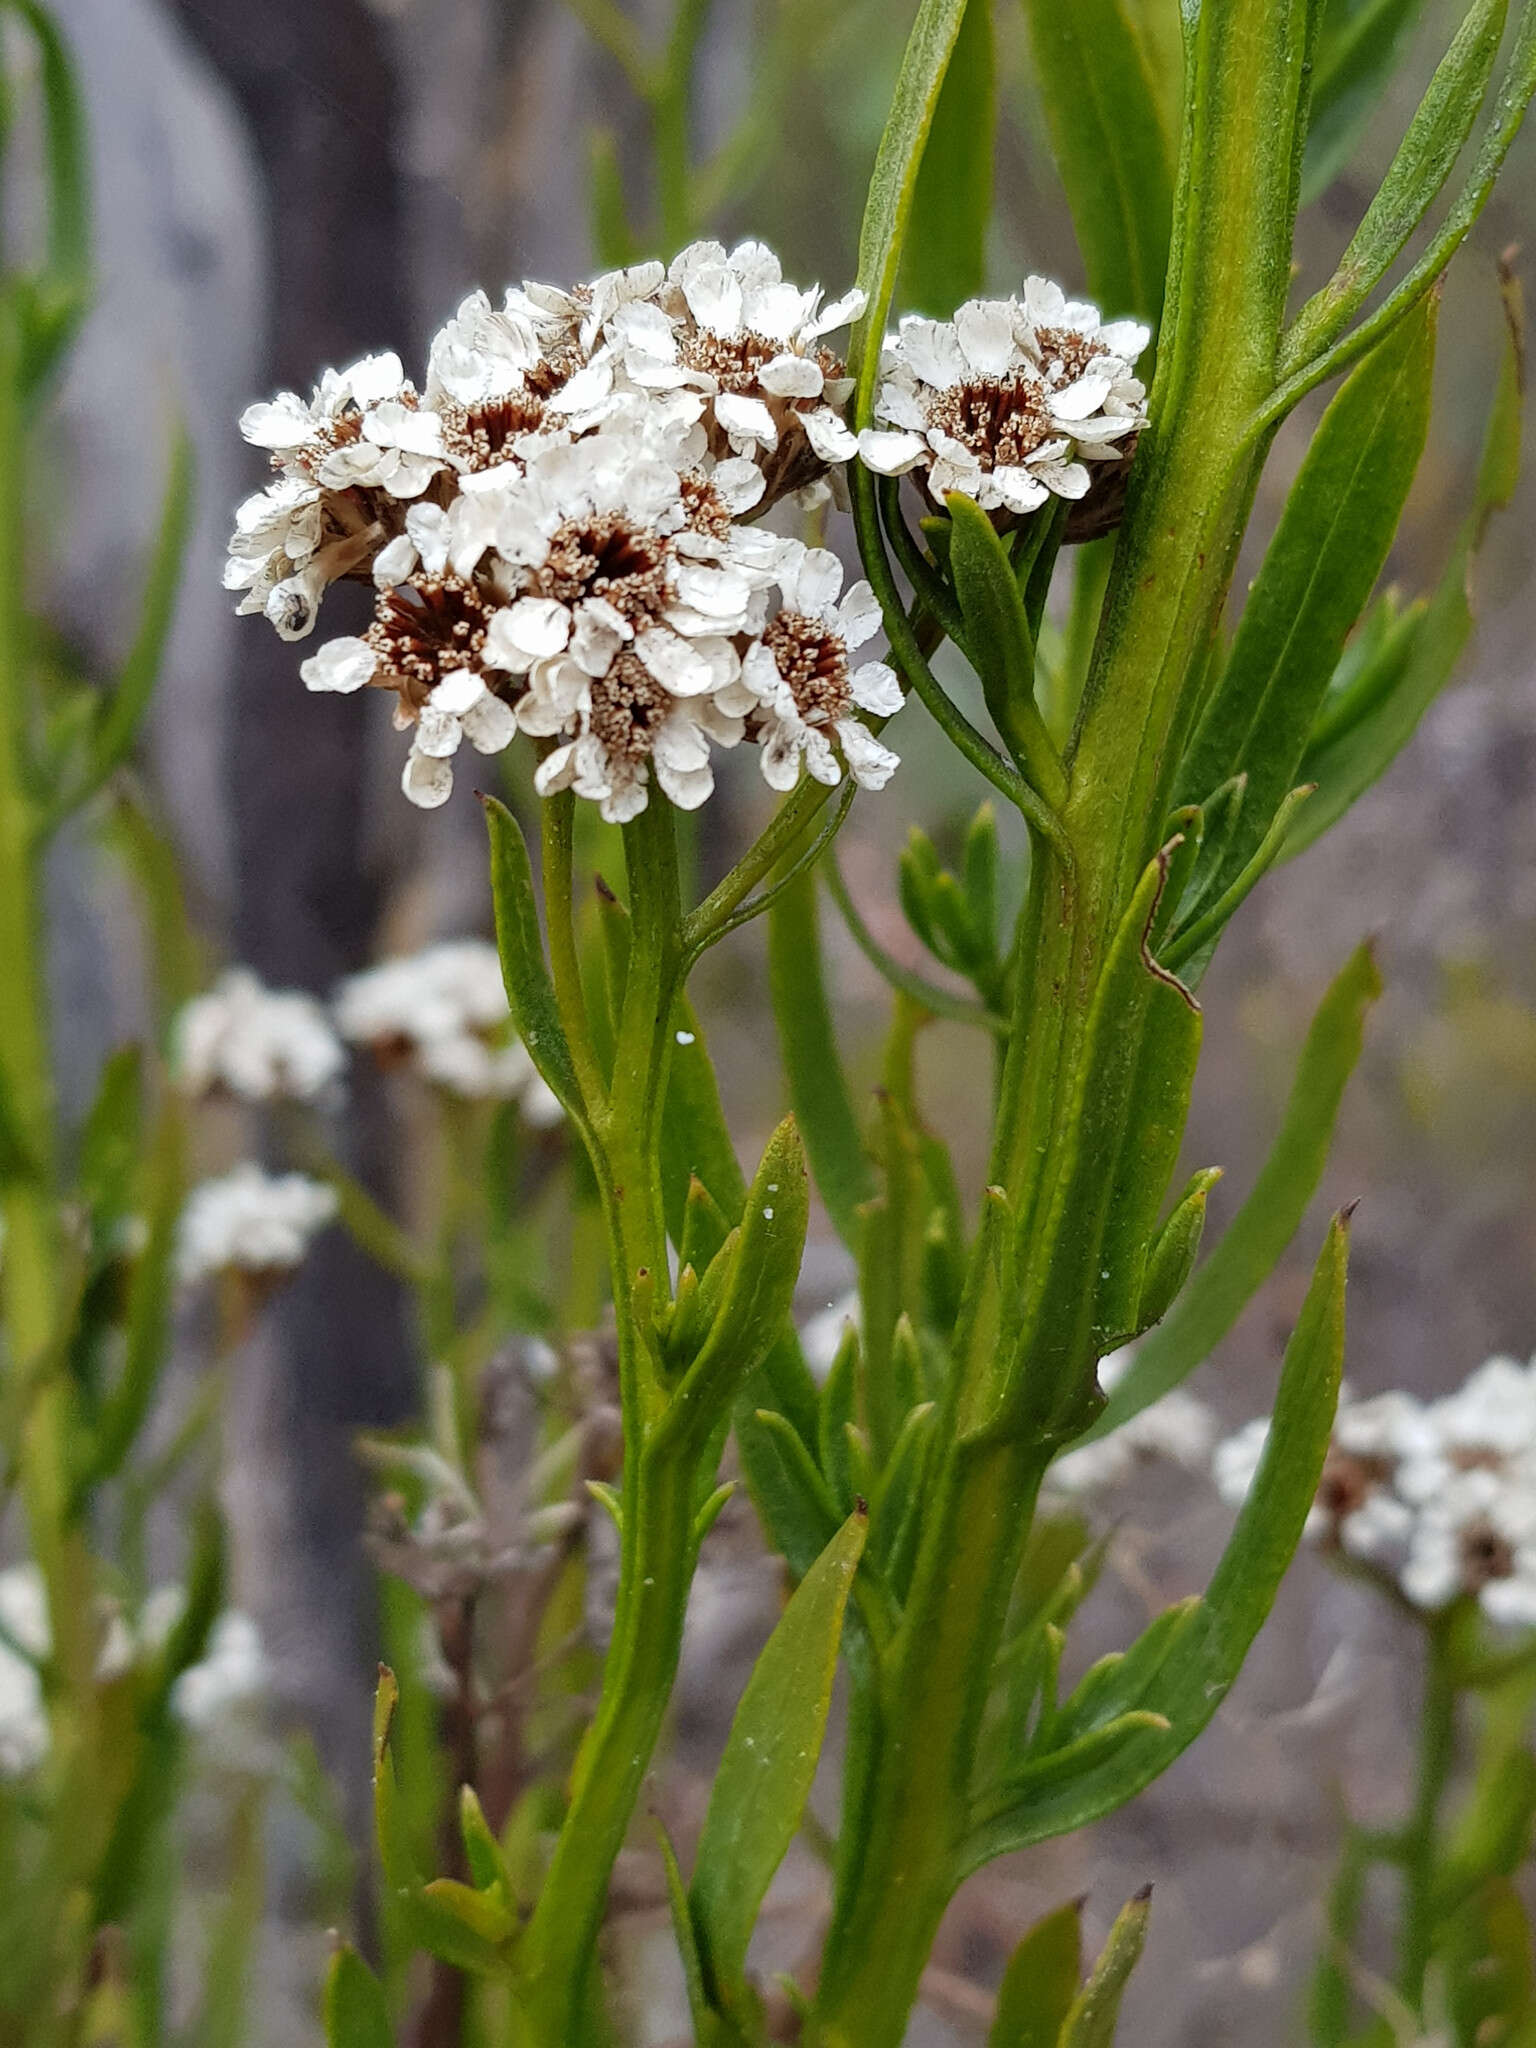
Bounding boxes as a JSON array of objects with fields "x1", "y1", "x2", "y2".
[
  {"x1": 857, "y1": 280, "x2": 1147, "y2": 517},
  {"x1": 739, "y1": 541, "x2": 901, "y2": 792},
  {"x1": 1400, "y1": 1466, "x2": 1536, "y2": 1625},
  {"x1": 1049, "y1": 1345, "x2": 1216, "y2": 1497},
  {"x1": 172, "y1": 969, "x2": 347, "y2": 1104},
  {"x1": 333, "y1": 940, "x2": 562, "y2": 1117},
  {"x1": 1394, "y1": 1355, "x2": 1536, "y2": 1504},
  {"x1": 176, "y1": 1166, "x2": 338, "y2": 1287},
  {"x1": 171, "y1": 1610, "x2": 268, "y2": 1731}
]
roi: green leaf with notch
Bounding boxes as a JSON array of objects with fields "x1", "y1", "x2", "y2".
[
  {"x1": 690, "y1": 1509, "x2": 868, "y2": 2012},
  {"x1": 1084, "y1": 940, "x2": 1378, "y2": 1441}
]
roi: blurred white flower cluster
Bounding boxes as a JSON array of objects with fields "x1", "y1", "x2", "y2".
[
  {"x1": 0, "y1": 1564, "x2": 267, "y2": 1779},
  {"x1": 228, "y1": 243, "x2": 900, "y2": 817},
  {"x1": 1214, "y1": 1355, "x2": 1536, "y2": 1629},
  {"x1": 858, "y1": 278, "x2": 1149, "y2": 517},
  {"x1": 175, "y1": 1164, "x2": 338, "y2": 1287},
  {"x1": 173, "y1": 968, "x2": 346, "y2": 1104}
]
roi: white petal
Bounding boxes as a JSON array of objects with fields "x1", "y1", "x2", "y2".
[
  {"x1": 405, "y1": 502, "x2": 452, "y2": 574},
  {"x1": 402, "y1": 749, "x2": 455, "y2": 809},
  {"x1": 802, "y1": 727, "x2": 842, "y2": 785},
  {"x1": 415, "y1": 705, "x2": 464, "y2": 758},
  {"x1": 993, "y1": 466, "x2": 1051, "y2": 514},
  {"x1": 710, "y1": 456, "x2": 766, "y2": 515},
  {"x1": 851, "y1": 661, "x2": 902, "y2": 716},
  {"x1": 430, "y1": 670, "x2": 488, "y2": 716},
  {"x1": 654, "y1": 752, "x2": 715, "y2": 810},
  {"x1": 715, "y1": 391, "x2": 779, "y2": 450},
  {"x1": 373, "y1": 533, "x2": 418, "y2": 589},
  {"x1": 652, "y1": 711, "x2": 711, "y2": 773},
  {"x1": 809, "y1": 288, "x2": 866, "y2": 337},
  {"x1": 239, "y1": 393, "x2": 316, "y2": 450},
  {"x1": 346, "y1": 350, "x2": 407, "y2": 407},
  {"x1": 634, "y1": 627, "x2": 717, "y2": 697},
  {"x1": 857, "y1": 428, "x2": 927, "y2": 476},
  {"x1": 683, "y1": 261, "x2": 744, "y2": 335},
  {"x1": 837, "y1": 719, "x2": 900, "y2": 790},
  {"x1": 758, "y1": 353, "x2": 824, "y2": 399},
  {"x1": 836, "y1": 580, "x2": 883, "y2": 651},
  {"x1": 955, "y1": 299, "x2": 1019, "y2": 378},
  {"x1": 1100, "y1": 318, "x2": 1151, "y2": 362},
  {"x1": 802, "y1": 407, "x2": 858, "y2": 463},
  {"x1": 900, "y1": 317, "x2": 966, "y2": 390},
  {"x1": 508, "y1": 595, "x2": 572, "y2": 658},
  {"x1": 534, "y1": 741, "x2": 578, "y2": 796},
  {"x1": 300, "y1": 636, "x2": 376, "y2": 694},
  {"x1": 569, "y1": 605, "x2": 626, "y2": 677},
  {"x1": 365, "y1": 400, "x2": 445, "y2": 457},
  {"x1": 790, "y1": 547, "x2": 844, "y2": 617},
  {"x1": 746, "y1": 282, "x2": 810, "y2": 342},
  {"x1": 1050, "y1": 372, "x2": 1114, "y2": 422},
  {"x1": 464, "y1": 693, "x2": 517, "y2": 754},
  {"x1": 759, "y1": 719, "x2": 804, "y2": 791}
]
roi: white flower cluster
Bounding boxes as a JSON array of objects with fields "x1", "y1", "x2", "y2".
[
  {"x1": 1047, "y1": 1346, "x2": 1217, "y2": 1498},
  {"x1": 0, "y1": 1564, "x2": 266, "y2": 1779},
  {"x1": 333, "y1": 939, "x2": 562, "y2": 1115},
  {"x1": 171, "y1": 946, "x2": 562, "y2": 1115},
  {"x1": 173, "y1": 968, "x2": 346, "y2": 1103},
  {"x1": 1214, "y1": 1355, "x2": 1536, "y2": 1629},
  {"x1": 859, "y1": 277, "x2": 1149, "y2": 518},
  {"x1": 175, "y1": 1164, "x2": 338, "y2": 1287},
  {"x1": 228, "y1": 243, "x2": 899, "y2": 818}
]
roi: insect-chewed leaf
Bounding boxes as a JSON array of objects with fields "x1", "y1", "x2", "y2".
[
  {"x1": 988, "y1": 1898, "x2": 1082, "y2": 2047},
  {"x1": 323, "y1": 1946, "x2": 395, "y2": 2048},
  {"x1": 689, "y1": 1509, "x2": 868, "y2": 2011}
]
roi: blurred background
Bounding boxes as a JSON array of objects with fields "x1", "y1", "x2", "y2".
[{"x1": 20, "y1": 0, "x2": 1536, "y2": 2037}]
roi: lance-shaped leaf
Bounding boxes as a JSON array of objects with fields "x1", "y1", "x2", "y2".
[
  {"x1": 849, "y1": 0, "x2": 975, "y2": 416},
  {"x1": 947, "y1": 492, "x2": 1067, "y2": 807},
  {"x1": 1086, "y1": 941, "x2": 1379, "y2": 1441},
  {"x1": 1022, "y1": 0, "x2": 1175, "y2": 327},
  {"x1": 989, "y1": 1898, "x2": 1082, "y2": 2047},
  {"x1": 768, "y1": 867, "x2": 873, "y2": 1253},
  {"x1": 1132, "y1": 1166, "x2": 1220, "y2": 1338},
  {"x1": 482, "y1": 795, "x2": 590, "y2": 1131},
  {"x1": 323, "y1": 1947, "x2": 395, "y2": 2048},
  {"x1": 1059, "y1": 1889, "x2": 1152, "y2": 2046},
  {"x1": 1177, "y1": 293, "x2": 1437, "y2": 895},
  {"x1": 1284, "y1": 266, "x2": 1524, "y2": 860},
  {"x1": 903, "y1": 0, "x2": 995, "y2": 316},
  {"x1": 958, "y1": 1212, "x2": 1348, "y2": 1873},
  {"x1": 5, "y1": 0, "x2": 91, "y2": 395},
  {"x1": 689, "y1": 1509, "x2": 868, "y2": 2011},
  {"x1": 1301, "y1": 0, "x2": 1507, "y2": 345},
  {"x1": 656, "y1": 1119, "x2": 810, "y2": 1461}
]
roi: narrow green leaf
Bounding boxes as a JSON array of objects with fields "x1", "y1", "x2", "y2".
[
  {"x1": 659, "y1": 1118, "x2": 810, "y2": 1459},
  {"x1": 657, "y1": 1821, "x2": 719, "y2": 2046},
  {"x1": 587, "y1": 127, "x2": 639, "y2": 270},
  {"x1": 1022, "y1": 0, "x2": 1176, "y2": 325},
  {"x1": 1178, "y1": 292, "x2": 1438, "y2": 894},
  {"x1": 737, "y1": 1407, "x2": 843, "y2": 1582},
  {"x1": 323, "y1": 1947, "x2": 395, "y2": 2048},
  {"x1": 690, "y1": 1510, "x2": 868, "y2": 2006},
  {"x1": 5, "y1": 0, "x2": 91, "y2": 391},
  {"x1": 459, "y1": 1784, "x2": 513, "y2": 1899},
  {"x1": 661, "y1": 989, "x2": 746, "y2": 1248},
  {"x1": 60, "y1": 426, "x2": 193, "y2": 820},
  {"x1": 767, "y1": 867, "x2": 873, "y2": 1252},
  {"x1": 420, "y1": 1876, "x2": 515, "y2": 1946},
  {"x1": 818, "y1": 1323, "x2": 861, "y2": 1514},
  {"x1": 961, "y1": 1214, "x2": 1348, "y2": 1871},
  {"x1": 947, "y1": 492, "x2": 1067, "y2": 806},
  {"x1": 1285, "y1": 267, "x2": 1524, "y2": 858},
  {"x1": 988, "y1": 1899, "x2": 1082, "y2": 2047},
  {"x1": 850, "y1": 0, "x2": 976, "y2": 419},
  {"x1": 903, "y1": 0, "x2": 995, "y2": 315},
  {"x1": 1059, "y1": 1890, "x2": 1152, "y2": 2046},
  {"x1": 74, "y1": 1043, "x2": 143, "y2": 1230},
  {"x1": 1087, "y1": 941, "x2": 1379, "y2": 1440},
  {"x1": 1162, "y1": 783, "x2": 1316, "y2": 981},
  {"x1": 482, "y1": 795, "x2": 589, "y2": 1128}
]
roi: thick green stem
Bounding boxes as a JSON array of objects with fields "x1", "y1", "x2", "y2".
[
  {"x1": 814, "y1": 7, "x2": 1316, "y2": 2041},
  {"x1": 1397, "y1": 1614, "x2": 1458, "y2": 2011}
]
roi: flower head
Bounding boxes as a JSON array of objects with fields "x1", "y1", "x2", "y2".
[
  {"x1": 332, "y1": 940, "x2": 562, "y2": 1115},
  {"x1": 858, "y1": 280, "x2": 1148, "y2": 520},
  {"x1": 172, "y1": 969, "x2": 346, "y2": 1104},
  {"x1": 739, "y1": 540, "x2": 901, "y2": 792},
  {"x1": 176, "y1": 1166, "x2": 338, "y2": 1287}
]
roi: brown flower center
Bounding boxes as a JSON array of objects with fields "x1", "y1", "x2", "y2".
[
  {"x1": 366, "y1": 573, "x2": 493, "y2": 707},
  {"x1": 440, "y1": 395, "x2": 547, "y2": 471},
  {"x1": 679, "y1": 327, "x2": 843, "y2": 399},
  {"x1": 925, "y1": 373, "x2": 1053, "y2": 469},
  {"x1": 1460, "y1": 1519, "x2": 1516, "y2": 1588},
  {"x1": 1034, "y1": 325, "x2": 1109, "y2": 389},
  {"x1": 535, "y1": 514, "x2": 671, "y2": 626},
  {"x1": 680, "y1": 474, "x2": 732, "y2": 541},
  {"x1": 763, "y1": 611, "x2": 850, "y2": 724},
  {"x1": 587, "y1": 650, "x2": 673, "y2": 762},
  {"x1": 1317, "y1": 1451, "x2": 1394, "y2": 1525}
]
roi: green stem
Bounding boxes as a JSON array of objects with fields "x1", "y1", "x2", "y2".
[
  {"x1": 1397, "y1": 1612, "x2": 1458, "y2": 2011},
  {"x1": 541, "y1": 789, "x2": 608, "y2": 1112}
]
